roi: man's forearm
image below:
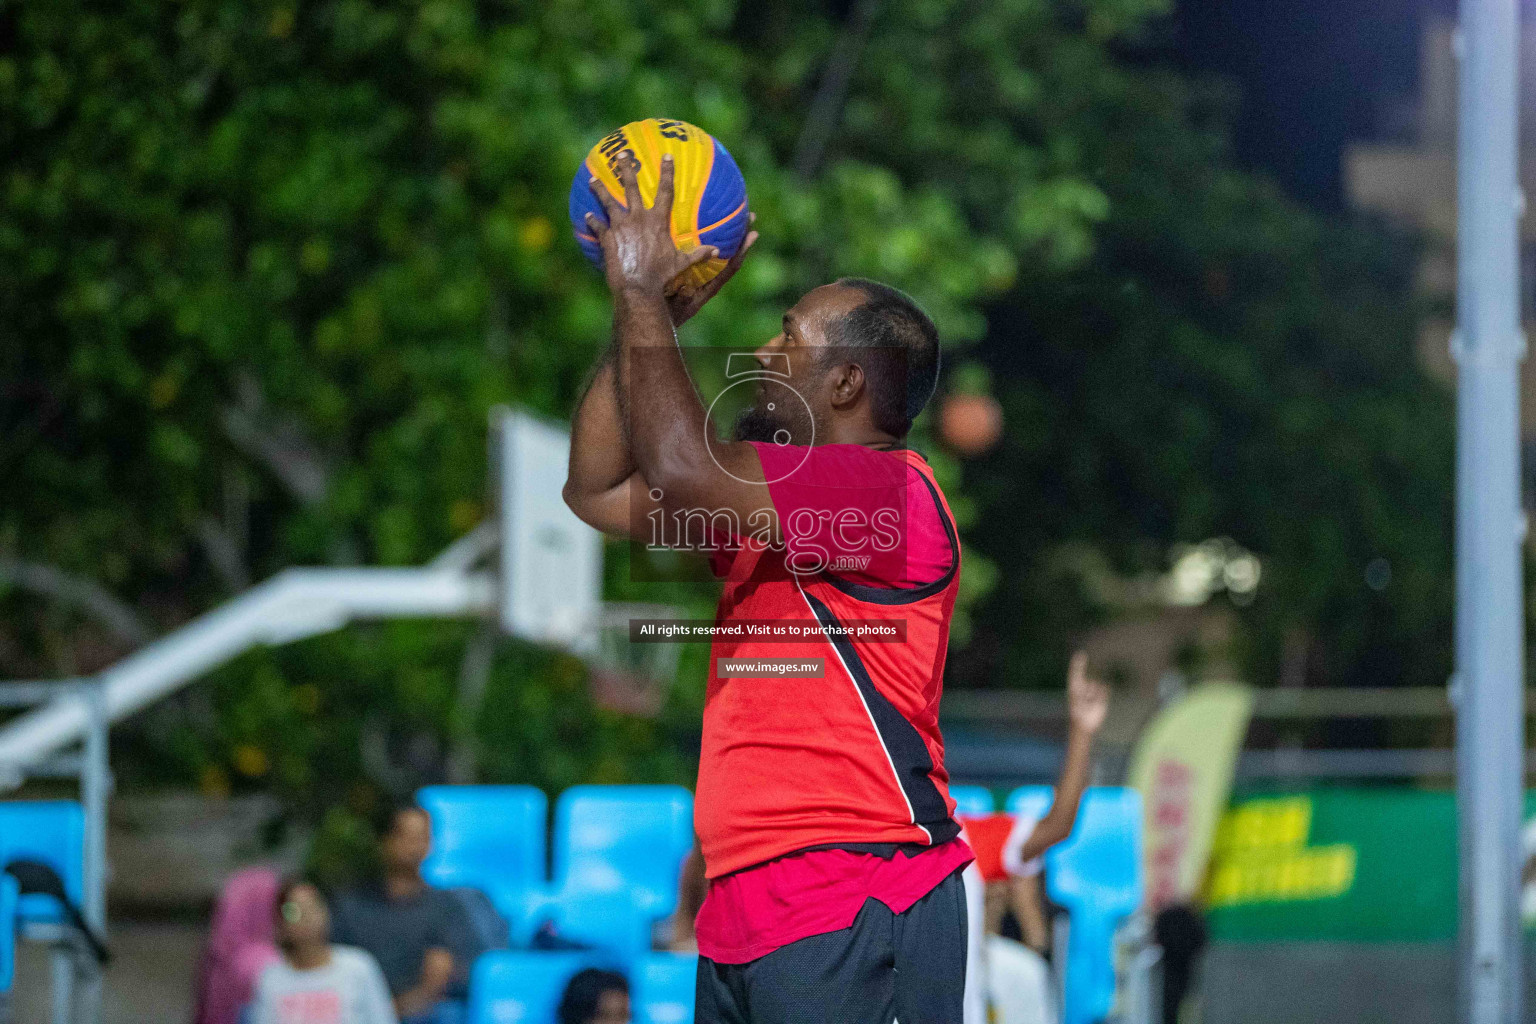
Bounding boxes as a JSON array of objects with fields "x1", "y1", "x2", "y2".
[
  {"x1": 614, "y1": 286, "x2": 715, "y2": 497},
  {"x1": 1053, "y1": 724, "x2": 1095, "y2": 812},
  {"x1": 568, "y1": 349, "x2": 634, "y2": 497},
  {"x1": 395, "y1": 984, "x2": 444, "y2": 1018},
  {"x1": 1009, "y1": 876, "x2": 1051, "y2": 952},
  {"x1": 1040, "y1": 724, "x2": 1095, "y2": 839},
  {"x1": 394, "y1": 950, "x2": 453, "y2": 1016}
]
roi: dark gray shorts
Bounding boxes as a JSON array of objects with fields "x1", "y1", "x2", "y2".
[{"x1": 695, "y1": 868, "x2": 968, "y2": 1024}]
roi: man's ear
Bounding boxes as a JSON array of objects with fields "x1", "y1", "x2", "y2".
[{"x1": 829, "y1": 362, "x2": 865, "y2": 409}]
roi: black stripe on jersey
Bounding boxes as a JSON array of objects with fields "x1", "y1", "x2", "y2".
[
  {"x1": 818, "y1": 468, "x2": 959, "y2": 606},
  {"x1": 801, "y1": 589, "x2": 960, "y2": 845}
]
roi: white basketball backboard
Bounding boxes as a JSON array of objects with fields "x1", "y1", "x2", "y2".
[{"x1": 492, "y1": 407, "x2": 602, "y2": 652}]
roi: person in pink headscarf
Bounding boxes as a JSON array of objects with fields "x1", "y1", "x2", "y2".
[{"x1": 194, "y1": 866, "x2": 283, "y2": 1024}]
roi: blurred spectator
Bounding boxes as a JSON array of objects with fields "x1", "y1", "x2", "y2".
[
  {"x1": 1000, "y1": 809, "x2": 1051, "y2": 953},
  {"x1": 959, "y1": 652, "x2": 1109, "y2": 1024},
  {"x1": 194, "y1": 866, "x2": 282, "y2": 1024},
  {"x1": 556, "y1": 968, "x2": 630, "y2": 1024},
  {"x1": 666, "y1": 843, "x2": 707, "y2": 952},
  {"x1": 446, "y1": 885, "x2": 509, "y2": 954},
  {"x1": 1154, "y1": 904, "x2": 1208, "y2": 1024},
  {"x1": 250, "y1": 878, "x2": 396, "y2": 1024},
  {"x1": 330, "y1": 803, "x2": 479, "y2": 1024},
  {"x1": 959, "y1": 814, "x2": 1056, "y2": 1024},
  {"x1": 958, "y1": 811, "x2": 1051, "y2": 951}
]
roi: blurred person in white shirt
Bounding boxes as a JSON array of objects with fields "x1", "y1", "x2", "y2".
[{"x1": 250, "y1": 879, "x2": 397, "y2": 1024}]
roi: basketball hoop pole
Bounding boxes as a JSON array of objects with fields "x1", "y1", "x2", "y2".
[{"x1": 1454, "y1": 0, "x2": 1525, "y2": 1020}]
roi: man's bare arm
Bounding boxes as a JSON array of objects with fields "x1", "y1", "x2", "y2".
[
  {"x1": 1012, "y1": 652, "x2": 1109, "y2": 864},
  {"x1": 566, "y1": 173, "x2": 757, "y2": 537},
  {"x1": 585, "y1": 151, "x2": 775, "y2": 532},
  {"x1": 564, "y1": 350, "x2": 659, "y2": 537},
  {"x1": 393, "y1": 947, "x2": 454, "y2": 1019},
  {"x1": 1007, "y1": 875, "x2": 1052, "y2": 952}
]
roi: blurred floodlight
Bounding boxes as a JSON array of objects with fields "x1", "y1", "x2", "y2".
[
  {"x1": 1166, "y1": 546, "x2": 1221, "y2": 606},
  {"x1": 1224, "y1": 553, "x2": 1262, "y2": 595},
  {"x1": 1163, "y1": 538, "x2": 1261, "y2": 607}
]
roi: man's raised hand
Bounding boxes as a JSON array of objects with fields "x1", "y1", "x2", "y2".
[
  {"x1": 1066, "y1": 651, "x2": 1110, "y2": 735},
  {"x1": 586, "y1": 150, "x2": 718, "y2": 299}
]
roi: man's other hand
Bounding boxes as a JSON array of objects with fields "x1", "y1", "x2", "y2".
[{"x1": 667, "y1": 212, "x2": 759, "y2": 326}]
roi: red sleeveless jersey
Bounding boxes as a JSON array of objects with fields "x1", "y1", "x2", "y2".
[{"x1": 695, "y1": 446, "x2": 963, "y2": 878}]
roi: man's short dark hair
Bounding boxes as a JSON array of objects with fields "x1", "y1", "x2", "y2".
[
  {"x1": 823, "y1": 278, "x2": 940, "y2": 437},
  {"x1": 373, "y1": 799, "x2": 429, "y2": 839},
  {"x1": 558, "y1": 967, "x2": 629, "y2": 1024}
]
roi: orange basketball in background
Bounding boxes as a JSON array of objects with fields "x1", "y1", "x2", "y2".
[{"x1": 940, "y1": 393, "x2": 1004, "y2": 457}]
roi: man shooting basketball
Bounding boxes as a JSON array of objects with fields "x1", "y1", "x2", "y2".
[{"x1": 564, "y1": 150, "x2": 1108, "y2": 1024}]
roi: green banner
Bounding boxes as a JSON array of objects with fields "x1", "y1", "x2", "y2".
[{"x1": 1206, "y1": 789, "x2": 1459, "y2": 942}]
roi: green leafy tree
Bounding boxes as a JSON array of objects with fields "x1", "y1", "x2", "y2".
[
  {"x1": 0, "y1": 0, "x2": 1039, "y2": 822},
  {"x1": 954, "y1": 61, "x2": 1452, "y2": 695},
  {"x1": 740, "y1": 0, "x2": 1449, "y2": 694},
  {"x1": 0, "y1": 0, "x2": 1453, "y2": 843}
]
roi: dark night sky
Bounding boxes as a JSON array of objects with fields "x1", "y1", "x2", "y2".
[{"x1": 1171, "y1": 0, "x2": 1452, "y2": 210}]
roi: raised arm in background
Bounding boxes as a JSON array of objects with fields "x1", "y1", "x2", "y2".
[{"x1": 1010, "y1": 652, "x2": 1110, "y2": 865}]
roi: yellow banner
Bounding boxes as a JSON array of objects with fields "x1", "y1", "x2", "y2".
[
  {"x1": 1126, "y1": 681, "x2": 1254, "y2": 911},
  {"x1": 1206, "y1": 796, "x2": 1356, "y2": 907}
]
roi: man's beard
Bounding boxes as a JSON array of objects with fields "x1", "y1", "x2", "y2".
[
  {"x1": 731, "y1": 386, "x2": 816, "y2": 446},
  {"x1": 732, "y1": 403, "x2": 787, "y2": 443}
]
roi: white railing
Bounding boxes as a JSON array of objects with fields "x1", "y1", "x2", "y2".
[{"x1": 0, "y1": 565, "x2": 495, "y2": 771}]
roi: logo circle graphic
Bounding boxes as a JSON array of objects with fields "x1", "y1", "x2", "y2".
[{"x1": 704, "y1": 376, "x2": 814, "y2": 484}]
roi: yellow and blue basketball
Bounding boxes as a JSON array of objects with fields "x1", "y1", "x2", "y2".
[{"x1": 569, "y1": 118, "x2": 751, "y2": 290}]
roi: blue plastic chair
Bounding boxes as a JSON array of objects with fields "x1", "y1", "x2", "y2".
[
  {"x1": 0, "y1": 801, "x2": 85, "y2": 926},
  {"x1": 418, "y1": 786, "x2": 546, "y2": 931},
  {"x1": 467, "y1": 950, "x2": 607, "y2": 1024},
  {"x1": 948, "y1": 784, "x2": 995, "y2": 817},
  {"x1": 539, "y1": 889, "x2": 652, "y2": 961},
  {"x1": 1044, "y1": 787, "x2": 1143, "y2": 1024},
  {"x1": 633, "y1": 951, "x2": 697, "y2": 1024},
  {"x1": 553, "y1": 786, "x2": 693, "y2": 919},
  {"x1": 0, "y1": 873, "x2": 17, "y2": 995}
]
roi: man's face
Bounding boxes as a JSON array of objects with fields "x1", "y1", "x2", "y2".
[
  {"x1": 382, "y1": 808, "x2": 432, "y2": 874},
  {"x1": 732, "y1": 283, "x2": 866, "y2": 446}
]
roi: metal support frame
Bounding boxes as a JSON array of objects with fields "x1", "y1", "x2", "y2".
[
  {"x1": 0, "y1": 565, "x2": 496, "y2": 770},
  {"x1": 1454, "y1": 0, "x2": 1526, "y2": 1021},
  {"x1": 0, "y1": 681, "x2": 110, "y2": 1024},
  {"x1": 0, "y1": 556, "x2": 495, "y2": 1023},
  {"x1": 0, "y1": 403, "x2": 601, "y2": 1022}
]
